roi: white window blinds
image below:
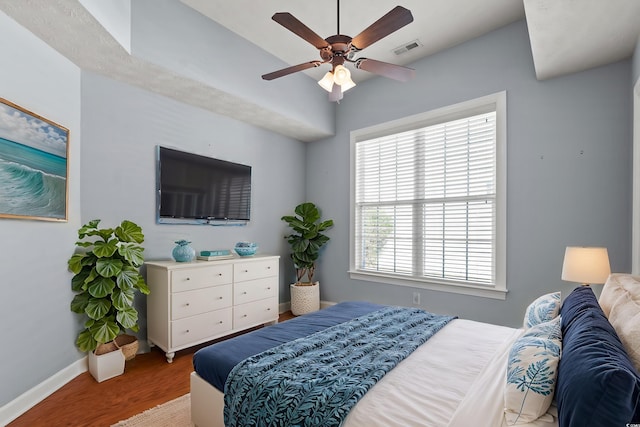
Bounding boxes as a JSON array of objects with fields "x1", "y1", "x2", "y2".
[{"x1": 354, "y1": 111, "x2": 497, "y2": 287}]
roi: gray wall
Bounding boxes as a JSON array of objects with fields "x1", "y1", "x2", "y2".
[
  {"x1": 0, "y1": 11, "x2": 82, "y2": 406},
  {"x1": 79, "y1": 70, "x2": 307, "y2": 321},
  {"x1": 306, "y1": 20, "x2": 632, "y2": 327},
  {"x1": 633, "y1": 34, "x2": 640, "y2": 86}
]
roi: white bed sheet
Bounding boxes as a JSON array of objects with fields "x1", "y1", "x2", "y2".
[{"x1": 343, "y1": 318, "x2": 557, "y2": 427}]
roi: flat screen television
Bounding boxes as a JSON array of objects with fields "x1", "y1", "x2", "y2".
[{"x1": 156, "y1": 146, "x2": 251, "y2": 225}]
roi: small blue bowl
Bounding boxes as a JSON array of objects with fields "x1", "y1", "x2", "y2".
[{"x1": 234, "y1": 243, "x2": 257, "y2": 257}]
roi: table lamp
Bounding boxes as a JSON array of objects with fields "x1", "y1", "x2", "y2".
[{"x1": 561, "y1": 246, "x2": 611, "y2": 286}]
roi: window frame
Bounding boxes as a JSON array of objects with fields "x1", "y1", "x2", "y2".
[{"x1": 349, "y1": 91, "x2": 507, "y2": 300}]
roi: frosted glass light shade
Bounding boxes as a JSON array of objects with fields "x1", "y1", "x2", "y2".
[
  {"x1": 561, "y1": 246, "x2": 611, "y2": 285},
  {"x1": 318, "y1": 72, "x2": 334, "y2": 92},
  {"x1": 333, "y1": 65, "x2": 356, "y2": 92}
]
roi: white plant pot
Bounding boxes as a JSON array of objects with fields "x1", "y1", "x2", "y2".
[
  {"x1": 290, "y1": 281, "x2": 320, "y2": 316},
  {"x1": 88, "y1": 347, "x2": 125, "y2": 382}
]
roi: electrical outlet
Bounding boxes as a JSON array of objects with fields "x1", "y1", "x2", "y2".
[{"x1": 412, "y1": 292, "x2": 421, "y2": 305}]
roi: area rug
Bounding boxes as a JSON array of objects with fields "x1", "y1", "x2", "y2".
[{"x1": 111, "y1": 393, "x2": 191, "y2": 426}]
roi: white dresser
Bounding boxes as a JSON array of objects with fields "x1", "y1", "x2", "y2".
[{"x1": 145, "y1": 255, "x2": 279, "y2": 362}]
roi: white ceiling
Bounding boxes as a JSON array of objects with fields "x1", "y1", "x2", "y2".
[
  {"x1": 180, "y1": 0, "x2": 640, "y2": 82},
  {"x1": 0, "y1": 0, "x2": 638, "y2": 141}
]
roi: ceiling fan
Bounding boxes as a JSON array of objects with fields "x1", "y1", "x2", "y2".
[{"x1": 261, "y1": 1, "x2": 415, "y2": 102}]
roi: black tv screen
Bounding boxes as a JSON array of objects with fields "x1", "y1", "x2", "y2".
[{"x1": 156, "y1": 146, "x2": 251, "y2": 224}]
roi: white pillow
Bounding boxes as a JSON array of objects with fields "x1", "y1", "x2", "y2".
[
  {"x1": 505, "y1": 316, "x2": 562, "y2": 425},
  {"x1": 598, "y1": 273, "x2": 640, "y2": 318},
  {"x1": 523, "y1": 292, "x2": 561, "y2": 329},
  {"x1": 598, "y1": 274, "x2": 640, "y2": 372}
]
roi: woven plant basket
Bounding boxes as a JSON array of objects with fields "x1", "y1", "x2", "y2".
[
  {"x1": 94, "y1": 341, "x2": 118, "y2": 356},
  {"x1": 115, "y1": 334, "x2": 139, "y2": 361}
]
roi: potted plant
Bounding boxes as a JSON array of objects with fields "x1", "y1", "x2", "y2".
[
  {"x1": 281, "y1": 202, "x2": 334, "y2": 315},
  {"x1": 68, "y1": 219, "x2": 150, "y2": 382}
]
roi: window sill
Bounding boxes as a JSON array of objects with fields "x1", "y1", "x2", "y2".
[{"x1": 348, "y1": 270, "x2": 507, "y2": 300}]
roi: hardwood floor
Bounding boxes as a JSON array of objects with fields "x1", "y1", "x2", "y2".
[{"x1": 8, "y1": 311, "x2": 295, "y2": 427}]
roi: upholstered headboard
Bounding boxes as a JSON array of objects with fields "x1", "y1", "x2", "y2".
[{"x1": 556, "y1": 282, "x2": 640, "y2": 427}]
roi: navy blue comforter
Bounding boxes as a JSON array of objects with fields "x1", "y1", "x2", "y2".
[{"x1": 193, "y1": 301, "x2": 385, "y2": 391}]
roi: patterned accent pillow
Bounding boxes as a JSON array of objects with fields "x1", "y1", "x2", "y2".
[
  {"x1": 505, "y1": 317, "x2": 562, "y2": 424},
  {"x1": 523, "y1": 292, "x2": 561, "y2": 329}
]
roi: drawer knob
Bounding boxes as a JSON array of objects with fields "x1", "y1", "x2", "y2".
[
  {"x1": 242, "y1": 291, "x2": 247, "y2": 295},
  {"x1": 218, "y1": 273, "x2": 222, "y2": 276},
  {"x1": 267, "y1": 308, "x2": 271, "y2": 311},
  {"x1": 218, "y1": 320, "x2": 223, "y2": 324},
  {"x1": 186, "y1": 329, "x2": 190, "y2": 333},
  {"x1": 185, "y1": 277, "x2": 191, "y2": 281},
  {"x1": 244, "y1": 270, "x2": 248, "y2": 273},
  {"x1": 218, "y1": 296, "x2": 223, "y2": 300},
  {"x1": 267, "y1": 266, "x2": 271, "y2": 269},
  {"x1": 185, "y1": 302, "x2": 190, "y2": 306},
  {"x1": 267, "y1": 287, "x2": 271, "y2": 290},
  {"x1": 242, "y1": 314, "x2": 247, "y2": 318}
]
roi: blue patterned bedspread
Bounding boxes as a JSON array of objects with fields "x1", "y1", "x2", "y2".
[{"x1": 224, "y1": 306, "x2": 455, "y2": 427}]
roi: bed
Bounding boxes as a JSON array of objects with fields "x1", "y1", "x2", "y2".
[{"x1": 190, "y1": 274, "x2": 640, "y2": 427}]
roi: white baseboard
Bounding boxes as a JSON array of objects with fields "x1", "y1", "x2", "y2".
[{"x1": 0, "y1": 357, "x2": 87, "y2": 426}]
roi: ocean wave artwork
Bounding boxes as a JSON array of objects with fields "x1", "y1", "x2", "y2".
[{"x1": 0, "y1": 98, "x2": 68, "y2": 221}]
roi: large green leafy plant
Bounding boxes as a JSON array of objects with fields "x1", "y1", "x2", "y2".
[
  {"x1": 281, "y1": 202, "x2": 334, "y2": 284},
  {"x1": 68, "y1": 219, "x2": 150, "y2": 353}
]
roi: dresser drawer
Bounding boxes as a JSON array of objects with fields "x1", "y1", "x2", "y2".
[
  {"x1": 233, "y1": 259, "x2": 278, "y2": 283},
  {"x1": 171, "y1": 264, "x2": 232, "y2": 292},
  {"x1": 233, "y1": 297, "x2": 278, "y2": 330},
  {"x1": 171, "y1": 307, "x2": 232, "y2": 348},
  {"x1": 234, "y1": 277, "x2": 278, "y2": 305},
  {"x1": 171, "y1": 284, "x2": 232, "y2": 320}
]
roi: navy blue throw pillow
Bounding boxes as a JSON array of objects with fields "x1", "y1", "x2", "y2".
[{"x1": 556, "y1": 286, "x2": 640, "y2": 427}]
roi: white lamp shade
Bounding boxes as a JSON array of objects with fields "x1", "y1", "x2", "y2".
[
  {"x1": 332, "y1": 65, "x2": 356, "y2": 92},
  {"x1": 561, "y1": 246, "x2": 611, "y2": 285},
  {"x1": 318, "y1": 71, "x2": 334, "y2": 92}
]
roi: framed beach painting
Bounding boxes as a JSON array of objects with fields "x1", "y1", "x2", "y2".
[{"x1": 0, "y1": 97, "x2": 69, "y2": 222}]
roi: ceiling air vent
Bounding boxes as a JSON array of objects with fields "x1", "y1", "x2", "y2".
[{"x1": 393, "y1": 39, "x2": 422, "y2": 55}]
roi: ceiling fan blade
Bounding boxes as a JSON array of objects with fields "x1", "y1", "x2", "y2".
[
  {"x1": 351, "y1": 6, "x2": 413, "y2": 51},
  {"x1": 262, "y1": 61, "x2": 324, "y2": 80},
  {"x1": 272, "y1": 12, "x2": 329, "y2": 49},
  {"x1": 355, "y1": 58, "x2": 415, "y2": 82}
]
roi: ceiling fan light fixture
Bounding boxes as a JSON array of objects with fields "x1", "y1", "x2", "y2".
[
  {"x1": 318, "y1": 71, "x2": 335, "y2": 92},
  {"x1": 332, "y1": 65, "x2": 350, "y2": 85},
  {"x1": 338, "y1": 75, "x2": 356, "y2": 92}
]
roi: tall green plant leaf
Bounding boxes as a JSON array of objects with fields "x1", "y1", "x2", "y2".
[
  {"x1": 116, "y1": 305, "x2": 139, "y2": 329},
  {"x1": 68, "y1": 253, "x2": 86, "y2": 274},
  {"x1": 136, "y1": 276, "x2": 150, "y2": 295},
  {"x1": 85, "y1": 296, "x2": 112, "y2": 320},
  {"x1": 76, "y1": 329, "x2": 97, "y2": 353},
  {"x1": 115, "y1": 220, "x2": 145, "y2": 243},
  {"x1": 118, "y1": 243, "x2": 144, "y2": 266},
  {"x1": 112, "y1": 287, "x2": 135, "y2": 311},
  {"x1": 70, "y1": 292, "x2": 90, "y2": 314},
  {"x1": 116, "y1": 267, "x2": 140, "y2": 290},
  {"x1": 93, "y1": 239, "x2": 118, "y2": 257},
  {"x1": 87, "y1": 276, "x2": 116, "y2": 298},
  {"x1": 96, "y1": 258, "x2": 123, "y2": 278},
  {"x1": 89, "y1": 317, "x2": 120, "y2": 344},
  {"x1": 71, "y1": 270, "x2": 90, "y2": 292}
]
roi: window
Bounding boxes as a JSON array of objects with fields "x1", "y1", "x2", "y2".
[{"x1": 350, "y1": 92, "x2": 506, "y2": 299}]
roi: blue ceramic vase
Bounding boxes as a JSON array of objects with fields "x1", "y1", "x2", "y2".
[{"x1": 172, "y1": 240, "x2": 195, "y2": 262}]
